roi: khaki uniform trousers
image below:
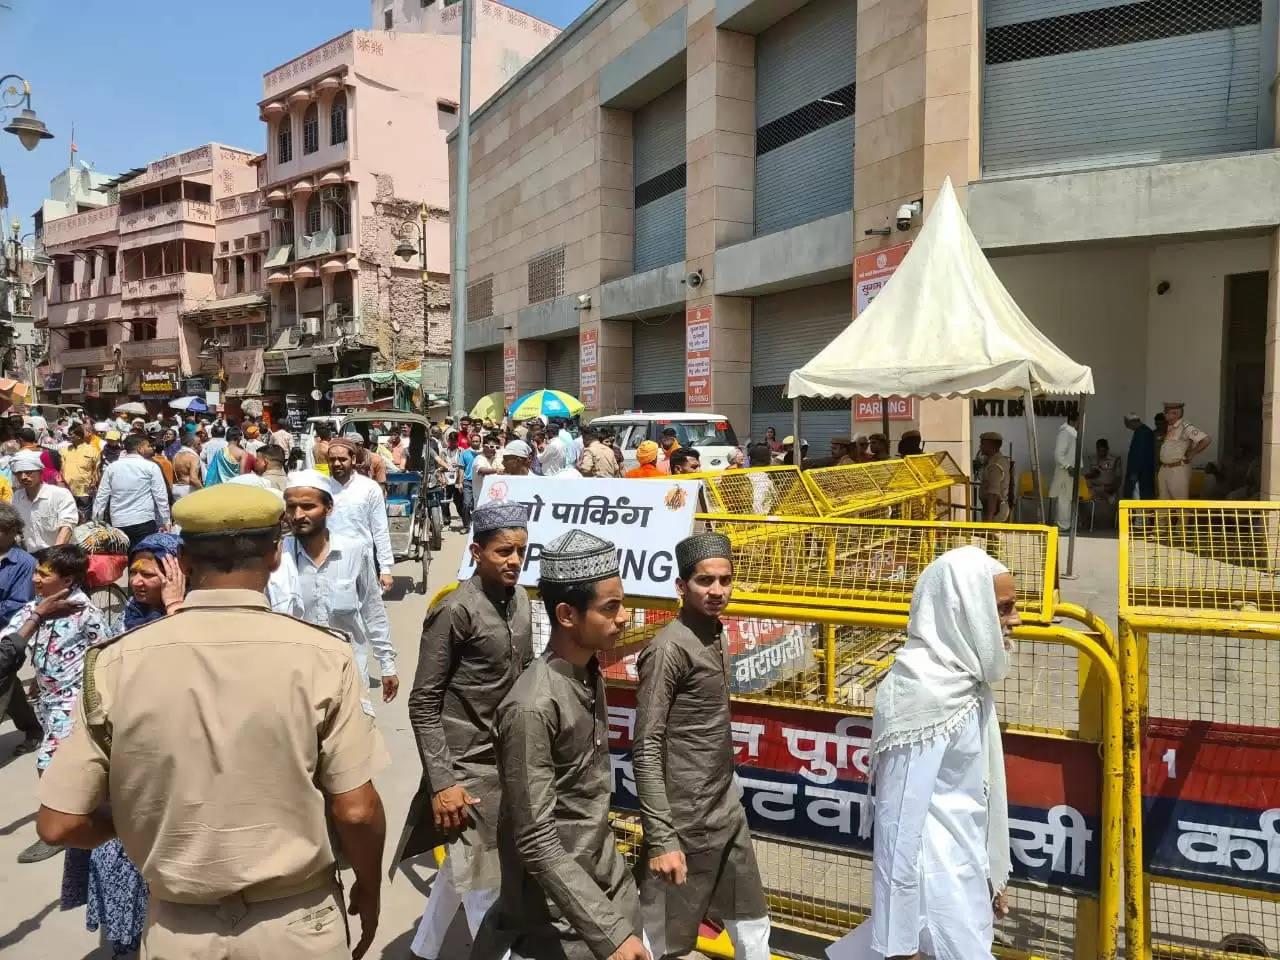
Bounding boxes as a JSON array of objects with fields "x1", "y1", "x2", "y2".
[
  {"x1": 142, "y1": 884, "x2": 348, "y2": 960},
  {"x1": 1158, "y1": 463, "x2": 1191, "y2": 500}
]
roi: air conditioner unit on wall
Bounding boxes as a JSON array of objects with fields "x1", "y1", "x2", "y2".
[
  {"x1": 270, "y1": 208, "x2": 289, "y2": 222},
  {"x1": 300, "y1": 316, "x2": 321, "y2": 337}
]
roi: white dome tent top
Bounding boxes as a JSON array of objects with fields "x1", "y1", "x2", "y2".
[{"x1": 787, "y1": 177, "x2": 1094, "y2": 401}]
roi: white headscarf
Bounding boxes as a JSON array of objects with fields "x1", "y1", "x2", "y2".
[{"x1": 871, "y1": 544, "x2": 1013, "y2": 891}]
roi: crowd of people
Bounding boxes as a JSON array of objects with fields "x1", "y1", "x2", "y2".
[{"x1": 0, "y1": 400, "x2": 1030, "y2": 960}]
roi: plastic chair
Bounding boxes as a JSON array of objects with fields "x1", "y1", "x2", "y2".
[
  {"x1": 1076, "y1": 476, "x2": 1095, "y2": 532},
  {"x1": 1017, "y1": 471, "x2": 1048, "y2": 522}
]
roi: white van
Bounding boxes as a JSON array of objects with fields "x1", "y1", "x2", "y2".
[{"x1": 587, "y1": 412, "x2": 740, "y2": 473}]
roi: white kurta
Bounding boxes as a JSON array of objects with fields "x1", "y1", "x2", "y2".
[
  {"x1": 870, "y1": 708, "x2": 993, "y2": 960},
  {"x1": 1050, "y1": 422, "x2": 1078, "y2": 530}
]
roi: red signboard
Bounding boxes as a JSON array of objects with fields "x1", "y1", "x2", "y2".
[
  {"x1": 606, "y1": 686, "x2": 1101, "y2": 892},
  {"x1": 685, "y1": 305, "x2": 712, "y2": 409},
  {"x1": 332, "y1": 382, "x2": 369, "y2": 408},
  {"x1": 580, "y1": 328, "x2": 599, "y2": 408},
  {"x1": 854, "y1": 396, "x2": 915, "y2": 422},
  {"x1": 503, "y1": 344, "x2": 518, "y2": 408},
  {"x1": 854, "y1": 241, "x2": 910, "y2": 316}
]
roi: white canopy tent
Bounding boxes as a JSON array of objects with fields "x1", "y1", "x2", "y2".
[{"x1": 786, "y1": 177, "x2": 1095, "y2": 571}]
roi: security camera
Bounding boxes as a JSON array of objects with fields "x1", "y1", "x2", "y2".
[
  {"x1": 685, "y1": 269, "x2": 704, "y2": 289},
  {"x1": 573, "y1": 293, "x2": 592, "y2": 311},
  {"x1": 895, "y1": 200, "x2": 922, "y2": 231}
]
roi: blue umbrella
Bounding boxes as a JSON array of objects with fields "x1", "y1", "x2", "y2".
[{"x1": 508, "y1": 389, "x2": 584, "y2": 420}]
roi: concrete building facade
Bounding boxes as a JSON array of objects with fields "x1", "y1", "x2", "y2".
[
  {"x1": 257, "y1": 17, "x2": 556, "y2": 402},
  {"x1": 453, "y1": 0, "x2": 1280, "y2": 497}
]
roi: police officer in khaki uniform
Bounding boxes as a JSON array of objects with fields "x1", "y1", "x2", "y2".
[
  {"x1": 1158, "y1": 401, "x2": 1211, "y2": 500},
  {"x1": 36, "y1": 484, "x2": 389, "y2": 959},
  {"x1": 979, "y1": 432, "x2": 1012, "y2": 522}
]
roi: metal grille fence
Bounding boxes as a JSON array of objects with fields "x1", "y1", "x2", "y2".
[
  {"x1": 678, "y1": 466, "x2": 825, "y2": 517},
  {"x1": 801, "y1": 454, "x2": 968, "y2": 521},
  {"x1": 1119, "y1": 501, "x2": 1280, "y2": 960},
  {"x1": 1121, "y1": 502, "x2": 1280, "y2": 622},
  {"x1": 467, "y1": 276, "x2": 494, "y2": 322},
  {"x1": 697, "y1": 514, "x2": 1058, "y2": 624}
]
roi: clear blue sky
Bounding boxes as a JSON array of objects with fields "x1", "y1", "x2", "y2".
[{"x1": 0, "y1": 0, "x2": 586, "y2": 236}]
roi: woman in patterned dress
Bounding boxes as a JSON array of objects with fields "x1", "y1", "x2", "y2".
[{"x1": 4, "y1": 543, "x2": 107, "y2": 864}]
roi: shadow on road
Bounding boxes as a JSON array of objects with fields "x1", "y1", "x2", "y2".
[{"x1": 0, "y1": 898, "x2": 59, "y2": 951}]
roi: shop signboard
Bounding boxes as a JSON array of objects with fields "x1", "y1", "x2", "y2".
[
  {"x1": 854, "y1": 241, "x2": 910, "y2": 316},
  {"x1": 503, "y1": 344, "x2": 518, "y2": 408},
  {"x1": 332, "y1": 381, "x2": 369, "y2": 408},
  {"x1": 99, "y1": 375, "x2": 123, "y2": 395},
  {"x1": 85, "y1": 377, "x2": 100, "y2": 399},
  {"x1": 43, "y1": 373, "x2": 62, "y2": 392},
  {"x1": 185, "y1": 377, "x2": 208, "y2": 396},
  {"x1": 140, "y1": 370, "x2": 178, "y2": 395},
  {"x1": 420, "y1": 359, "x2": 450, "y2": 397}
]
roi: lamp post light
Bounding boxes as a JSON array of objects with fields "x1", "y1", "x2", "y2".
[
  {"x1": 1, "y1": 75, "x2": 54, "y2": 151},
  {"x1": 396, "y1": 203, "x2": 432, "y2": 409}
]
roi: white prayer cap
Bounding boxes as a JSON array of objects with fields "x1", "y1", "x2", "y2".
[
  {"x1": 285, "y1": 469, "x2": 342, "y2": 498},
  {"x1": 501, "y1": 439, "x2": 532, "y2": 460},
  {"x1": 94, "y1": 421, "x2": 109, "y2": 434},
  {"x1": 10, "y1": 450, "x2": 44, "y2": 473}
]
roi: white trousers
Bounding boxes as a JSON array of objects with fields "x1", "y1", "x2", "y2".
[
  {"x1": 410, "y1": 854, "x2": 504, "y2": 960},
  {"x1": 640, "y1": 895, "x2": 771, "y2": 960}
]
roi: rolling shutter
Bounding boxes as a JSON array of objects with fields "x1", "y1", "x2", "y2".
[
  {"x1": 544, "y1": 336, "x2": 580, "y2": 395},
  {"x1": 632, "y1": 315, "x2": 686, "y2": 411},
  {"x1": 634, "y1": 83, "x2": 687, "y2": 274},
  {"x1": 754, "y1": 0, "x2": 857, "y2": 237},
  {"x1": 483, "y1": 349, "x2": 503, "y2": 396},
  {"x1": 750, "y1": 280, "x2": 852, "y2": 448},
  {"x1": 982, "y1": 0, "x2": 1266, "y2": 178}
]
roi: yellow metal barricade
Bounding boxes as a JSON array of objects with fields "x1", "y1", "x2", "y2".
[
  {"x1": 423, "y1": 508, "x2": 1121, "y2": 960},
  {"x1": 697, "y1": 512, "x2": 1059, "y2": 624},
  {"x1": 1119, "y1": 501, "x2": 1280, "y2": 960}
]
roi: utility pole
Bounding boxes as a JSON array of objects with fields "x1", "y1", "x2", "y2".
[{"x1": 449, "y1": 0, "x2": 473, "y2": 417}]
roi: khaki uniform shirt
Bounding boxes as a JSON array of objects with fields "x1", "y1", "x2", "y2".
[
  {"x1": 1160, "y1": 419, "x2": 1208, "y2": 467},
  {"x1": 579, "y1": 441, "x2": 621, "y2": 479},
  {"x1": 633, "y1": 617, "x2": 742, "y2": 855},
  {"x1": 484, "y1": 651, "x2": 639, "y2": 960},
  {"x1": 980, "y1": 453, "x2": 1011, "y2": 513},
  {"x1": 39, "y1": 589, "x2": 387, "y2": 905}
]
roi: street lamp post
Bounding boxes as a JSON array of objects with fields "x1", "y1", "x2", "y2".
[
  {"x1": 396, "y1": 203, "x2": 432, "y2": 409},
  {"x1": 1, "y1": 75, "x2": 54, "y2": 151}
]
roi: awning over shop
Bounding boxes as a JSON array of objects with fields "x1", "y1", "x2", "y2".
[
  {"x1": 331, "y1": 369, "x2": 426, "y2": 391},
  {"x1": 0, "y1": 379, "x2": 30, "y2": 399},
  {"x1": 183, "y1": 293, "x2": 268, "y2": 320},
  {"x1": 263, "y1": 244, "x2": 292, "y2": 269}
]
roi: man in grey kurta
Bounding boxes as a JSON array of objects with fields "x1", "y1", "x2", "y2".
[
  {"x1": 472, "y1": 529, "x2": 648, "y2": 960},
  {"x1": 402, "y1": 499, "x2": 532, "y2": 960},
  {"x1": 634, "y1": 532, "x2": 771, "y2": 959}
]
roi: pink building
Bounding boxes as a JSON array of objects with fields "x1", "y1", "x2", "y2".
[
  {"x1": 37, "y1": 143, "x2": 259, "y2": 413},
  {"x1": 256, "y1": 16, "x2": 555, "y2": 400}
]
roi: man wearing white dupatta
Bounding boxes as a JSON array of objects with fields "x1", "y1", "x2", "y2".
[{"x1": 867, "y1": 545, "x2": 1021, "y2": 959}]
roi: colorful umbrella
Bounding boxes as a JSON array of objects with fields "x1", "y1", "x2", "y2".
[
  {"x1": 469, "y1": 391, "x2": 506, "y2": 422},
  {"x1": 113, "y1": 401, "x2": 147, "y2": 416},
  {"x1": 169, "y1": 396, "x2": 209, "y2": 412},
  {"x1": 508, "y1": 389, "x2": 584, "y2": 421}
]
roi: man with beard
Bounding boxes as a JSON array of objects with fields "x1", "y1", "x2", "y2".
[
  {"x1": 402, "y1": 499, "x2": 532, "y2": 960},
  {"x1": 269, "y1": 470, "x2": 397, "y2": 704},
  {"x1": 634, "y1": 533, "x2": 770, "y2": 959},
  {"x1": 327, "y1": 438, "x2": 394, "y2": 593}
]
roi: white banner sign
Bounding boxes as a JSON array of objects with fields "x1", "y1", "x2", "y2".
[{"x1": 457, "y1": 475, "x2": 702, "y2": 599}]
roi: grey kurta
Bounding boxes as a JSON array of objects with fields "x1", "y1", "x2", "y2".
[
  {"x1": 397, "y1": 575, "x2": 533, "y2": 870},
  {"x1": 474, "y1": 651, "x2": 640, "y2": 960},
  {"x1": 633, "y1": 616, "x2": 767, "y2": 952}
]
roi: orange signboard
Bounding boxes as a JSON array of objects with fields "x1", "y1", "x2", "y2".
[{"x1": 685, "y1": 305, "x2": 712, "y2": 409}]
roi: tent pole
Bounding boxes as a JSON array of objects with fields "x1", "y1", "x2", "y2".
[
  {"x1": 1023, "y1": 376, "x2": 1046, "y2": 525},
  {"x1": 792, "y1": 397, "x2": 802, "y2": 471},
  {"x1": 880, "y1": 396, "x2": 889, "y2": 442},
  {"x1": 1065, "y1": 393, "x2": 1087, "y2": 578}
]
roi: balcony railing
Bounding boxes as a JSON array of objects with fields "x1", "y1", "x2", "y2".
[
  {"x1": 120, "y1": 337, "x2": 180, "y2": 360},
  {"x1": 118, "y1": 199, "x2": 215, "y2": 235},
  {"x1": 48, "y1": 276, "x2": 120, "y2": 305},
  {"x1": 41, "y1": 205, "x2": 119, "y2": 249},
  {"x1": 59, "y1": 345, "x2": 114, "y2": 368}
]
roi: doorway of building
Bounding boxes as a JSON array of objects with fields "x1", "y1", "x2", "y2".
[{"x1": 1221, "y1": 272, "x2": 1267, "y2": 463}]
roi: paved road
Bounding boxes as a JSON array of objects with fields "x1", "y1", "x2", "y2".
[{"x1": 0, "y1": 533, "x2": 471, "y2": 960}]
